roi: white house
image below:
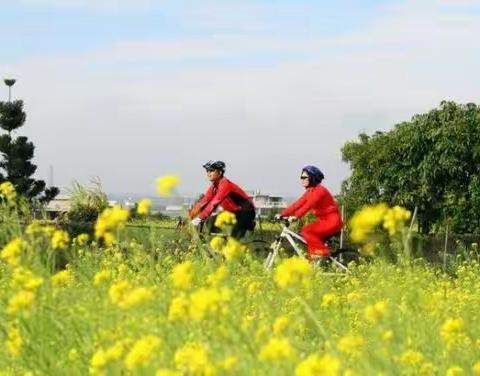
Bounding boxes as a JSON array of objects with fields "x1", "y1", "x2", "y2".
[
  {"x1": 249, "y1": 190, "x2": 287, "y2": 218},
  {"x1": 45, "y1": 194, "x2": 72, "y2": 217}
]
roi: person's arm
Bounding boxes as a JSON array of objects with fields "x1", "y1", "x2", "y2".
[
  {"x1": 188, "y1": 187, "x2": 214, "y2": 219},
  {"x1": 199, "y1": 179, "x2": 231, "y2": 219},
  {"x1": 281, "y1": 192, "x2": 308, "y2": 217},
  {"x1": 292, "y1": 188, "x2": 325, "y2": 219}
]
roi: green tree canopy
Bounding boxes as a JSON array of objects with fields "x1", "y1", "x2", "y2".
[
  {"x1": 0, "y1": 100, "x2": 58, "y2": 203},
  {"x1": 341, "y1": 101, "x2": 480, "y2": 234}
]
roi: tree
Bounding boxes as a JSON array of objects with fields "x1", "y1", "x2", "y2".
[
  {"x1": 0, "y1": 100, "x2": 59, "y2": 203},
  {"x1": 341, "y1": 101, "x2": 480, "y2": 234}
]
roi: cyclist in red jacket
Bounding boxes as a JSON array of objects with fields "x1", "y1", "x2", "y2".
[
  {"x1": 279, "y1": 166, "x2": 342, "y2": 258},
  {"x1": 189, "y1": 160, "x2": 256, "y2": 239}
]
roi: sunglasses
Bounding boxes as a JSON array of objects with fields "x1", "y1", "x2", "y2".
[{"x1": 300, "y1": 175, "x2": 309, "y2": 180}]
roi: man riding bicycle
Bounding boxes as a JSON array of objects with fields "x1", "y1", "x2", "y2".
[
  {"x1": 278, "y1": 165, "x2": 342, "y2": 259},
  {"x1": 189, "y1": 160, "x2": 256, "y2": 239}
]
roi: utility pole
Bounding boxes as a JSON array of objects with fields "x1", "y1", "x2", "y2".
[{"x1": 49, "y1": 165, "x2": 54, "y2": 187}]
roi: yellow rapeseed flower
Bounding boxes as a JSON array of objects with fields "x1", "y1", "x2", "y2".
[
  {"x1": 10, "y1": 266, "x2": 43, "y2": 291},
  {"x1": 209, "y1": 236, "x2": 226, "y2": 252},
  {"x1": 168, "y1": 293, "x2": 189, "y2": 322},
  {"x1": 51, "y1": 269, "x2": 74, "y2": 287},
  {"x1": 219, "y1": 355, "x2": 239, "y2": 372},
  {"x1": 137, "y1": 198, "x2": 152, "y2": 215},
  {"x1": 215, "y1": 211, "x2": 237, "y2": 227},
  {"x1": 273, "y1": 316, "x2": 290, "y2": 335},
  {"x1": 109, "y1": 280, "x2": 131, "y2": 304},
  {"x1": 121, "y1": 287, "x2": 154, "y2": 308},
  {"x1": 446, "y1": 366, "x2": 464, "y2": 376},
  {"x1": 382, "y1": 205, "x2": 411, "y2": 236},
  {"x1": 51, "y1": 230, "x2": 70, "y2": 249},
  {"x1": 7, "y1": 290, "x2": 34, "y2": 315},
  {"x1": 105, "y1": 341, "x2": 125, "y2": 362},
  {"x1": 397, "y1": 349, "x2": 424, "y2": 366},
  {"x1": 174, "y1": 342, "x2": 215, "y2": 375},
  {"x1": 189, "y1": 287, "x2": 231, "y2": 321},
  {"x1": 73, "y1": 233, "x2": 89, "y2": 246},
  {"x1": 259, "y1": 337, "x2": 295, "y2": 361},
  {"x1": 337, "y1": 334, "x2": 364, "y2": 356},
  {"x1": 222, "y1": 237, "x2": 246, "y2": 261},
  {"x1": 295, "y1": 353, "x2": 340, "y2": 376},
  {"x1": 349, "y1": 203, "x2": 388, "y2": 243},
  {"x1": 274, "y1": 257, "x2": 313, "y2": 289},
  {"x1": 109, "y1": 280, "x2": 154, "y2": 309},
  {"x1": 6, "y1": 325, "x2": 22, "y2": 357},
  {"x1": 321, "y1": 293, "x2": 340, "y2": 308},
  {"x1": 419, "y1": 362, "x2": 436, "y2": 375},
  {"x1": 25, "y1": 220, "x2": 43, "y2": 236},
  {"x1": 90, "y1": 348, "x2": 109, "y2": 373},
  {"x1": 125, "y1": 335, "x2": 161, "y2": 370},
  {"x1": 0, "y1": 181, "x2": 16, "y2": 201},
  {"x1": 90, "y1": 341, "x2": 125, "y2": 375},
  {"x1": 473, "y1": 361, "x2": 480, "y2": 374},
  {"x1": 206, "y1": 264, "x2": 228, "y2": 286},
  {"x1": 90, "y1": 342, "x2": 126, "y2": 375},
  {"x1": 1, "y1": 237, "x2": 27, "y2": 266},
  {"x1": 171, "y1": 261, "x2": 193, "y2": 290},
  {"x1": 94, "y1": 205, "x2": 129, "y2": 244},
  {"x1": 364, "y1": 300, "x2": 388, "y2": 323},
  {"x1": 441, "y1": 318, "x2": 465, "y2": 350},
  {"x1": 93, "y1": 270, "x2": 111, "y2": 286},
  {"x1": 382, "y1": 330, "x2": 394, "y2": 342},
  {"x1": 156, "y1": 175, "x2": 180, "y2": 197}
]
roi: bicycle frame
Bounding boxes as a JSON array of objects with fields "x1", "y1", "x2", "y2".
[
  {"x1": 265, "y1": 226, "x2": 305, "y2": 268},
  {"x1": 265, "y1": 223, "x2": 349, "y2": 272}
]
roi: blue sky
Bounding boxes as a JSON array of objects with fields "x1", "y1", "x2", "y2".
[
  {"x1": 1, "y1": 0, "x2": 479, "y2": 197},
  {"x1": 2, "y1": 1, "x2": 391, "y2": 62}
]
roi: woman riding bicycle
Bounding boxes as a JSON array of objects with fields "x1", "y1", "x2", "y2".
[
  {"x1": 279, "y1": 165, "x2": 342, "y2": 258},
  {"x1": 189, "y1": 160, "x2": 256, "y2": 240}
]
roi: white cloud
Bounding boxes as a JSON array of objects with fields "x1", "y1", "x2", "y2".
[
  {"x1": 2, "y1": 0, "x2": 479, "y2": 196},
  {"x1": 11, "y1": 0, "x2": 157, "y2": 9}
]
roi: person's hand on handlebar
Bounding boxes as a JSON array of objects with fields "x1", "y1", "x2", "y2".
[
  {"x1": 191, "y1": 217, "x2": 202, "y2": 226},
  {"x1": 274, "y1": 214, "x2": 297, "y2": 223}
]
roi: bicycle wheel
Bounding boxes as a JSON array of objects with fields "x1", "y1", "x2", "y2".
[
  {"x1": 246, "y1": 239, "x2": 271, "y2": 259},
  {"x1": 331, "y1": 248, "x2": 360, "y2": 265}
]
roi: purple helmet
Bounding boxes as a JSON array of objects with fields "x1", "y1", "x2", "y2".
[{"x1": 302, "y1": 165, "x2": 324, "y2": 185}]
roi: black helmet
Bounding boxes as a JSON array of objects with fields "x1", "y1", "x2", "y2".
[{"x1": 202, "y1": 160, "x2": 226, "y2": 172}]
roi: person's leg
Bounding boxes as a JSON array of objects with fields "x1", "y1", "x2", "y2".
[
  {"x1": 301, "y1": 216, "x2": 342, "y2": 257},
  {"x1": 205, "y1": 214, "x2": 222, "y2": 234},
  {"x1": 231, "y1": 209, "x2": 256, "y2": 240}
]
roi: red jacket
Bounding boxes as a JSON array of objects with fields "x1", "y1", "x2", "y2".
[
  {"x1": 193, "y1": 177, "x2": 254, "y2": 220},
  {"x1": 281, "y1": 185, "x2": 341, "y2": 220}
]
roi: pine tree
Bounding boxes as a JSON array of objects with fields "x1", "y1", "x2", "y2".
[{"x1": 0, "y1": 99, "x2": 59, "y2": 202}]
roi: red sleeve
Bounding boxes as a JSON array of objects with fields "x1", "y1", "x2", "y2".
[
  {"x1": 197, "y1": 185, "x2": 215, "y2": 208},
  {"x1": 199, "y1": 179, "x2": 231, "y2": 219},
  {"x1": 292, "y1": 188, "x2": 325, "y2": 219},
  {"x1": 281, "y1": 191, "x2": 308, "y2": 217},
  {"x1": 189, "y1": 186, "x2": 214, "y2": 219}
]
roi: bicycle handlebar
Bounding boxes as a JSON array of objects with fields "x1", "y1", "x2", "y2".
[{"x1": 274, "y1": 216, "x2": 291, "y2": 227}]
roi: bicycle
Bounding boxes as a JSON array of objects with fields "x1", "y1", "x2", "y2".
[
  {"x1": 189, "y1": 217, "x2": 271, "y2": 260},
  {"x1": 264, "y1": 217, "x2": 360, "y2": 271}
]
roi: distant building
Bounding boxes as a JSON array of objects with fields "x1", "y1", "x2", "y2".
[
  {"x1": 164, "y1": 204, "x2": 190, "y2": 217},
  {"x1": 45, "y1": 194, "x2": 72, "y2": 218},
  {"x1": 249, "y1": 190, "x2": 287, "y2": 218}
]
